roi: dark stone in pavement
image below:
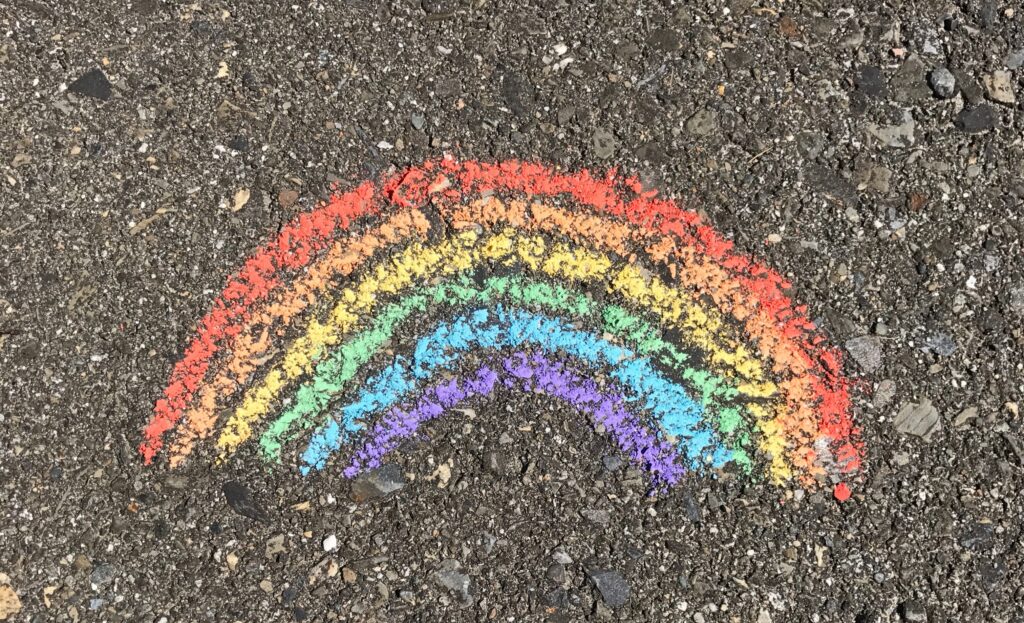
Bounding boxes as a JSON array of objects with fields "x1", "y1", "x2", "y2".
[
  {"x1": 855, "y1": 66, "x2": 886, "y2": 98},
  {"x1": 227, "y1": 135, "x2": 250, "y2": 152},
  {"x1": 892, "y1": 57, "x2": 931, "y2": 102},
  {"x1": 951, "y1": 70, "x2": 985, "y2": 104},
  {"x1": 806, "y1": 164, "x2": 859, "y2": 206},
  {"x1": 978, "y1": 559, "x2": 1006, "y2": 592},
  {"x1": 679, "y1": 491, "x2": 702, "y2": 523},
  {"x1": 647, "y1": 28, "x2": 682, "y2": 51},
  {"x1": 955, "y1": 105, "x2": 997, "y2": 133},
  {"x1": 68, "y1": 68, "x2": 112, "y2": 101},
  {"x1": 722, "y1": 48, "x2": 753, "y2": 71},
  {"x1": 222, "y1": 481, "x2": 269, "y2": 522},
  {"x1": 959, "y1": 522, "x2": 994, "y2": 551}
]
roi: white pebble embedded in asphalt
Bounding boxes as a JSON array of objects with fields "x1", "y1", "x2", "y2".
[{"x1": 322, "y1": 534, "x2": 338, "y2": 552}]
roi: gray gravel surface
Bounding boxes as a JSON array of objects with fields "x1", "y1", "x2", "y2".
[{"x1": 2, "y1": 1, "x2": 1023, "y2": 621}]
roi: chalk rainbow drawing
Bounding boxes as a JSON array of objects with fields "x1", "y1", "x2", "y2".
[{"x1": 140, "y1": 159, "x2": 863, "y2": 498}]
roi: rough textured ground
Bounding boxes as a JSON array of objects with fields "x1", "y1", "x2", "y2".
[{"x1": 2, "y1": 0, "x2": 1023, "y2": 621}]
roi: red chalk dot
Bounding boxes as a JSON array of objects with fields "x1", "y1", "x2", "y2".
[{"x1": 833, "y1": 482, "x2": 852, "y2": 502}]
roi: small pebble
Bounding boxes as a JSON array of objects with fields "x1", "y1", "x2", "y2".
[
  {"x1": 923, "y1": 332, "x2": 956, "y2": 356},
  {"x1": 433, "y1": 560, "x2": 473, "y2": 605},
  {"x1": 552, "y1": 551, "x2": 573, "y2": 565},
  {"x1": 845, "y1": 335, "x2": 883, "y2": 373},
  {"x1": 0, "y1": 585, "x2": 22, "y2": 620},
  {"x1": 983, "y1": 71, "x2": 1016, "y2": 105},
  {"x1": 601, "y1": 454, "x2": 623, "y2": 471},
  {"x1": 866, "y1": 110, "x2": 916, "y2": 148},
  {"x1": 893, "y1": 398, "x2": 941, "y2": 441},
  {"x1": 873, "y1": 379, "x2": 897, "y2": 409},
  {"x1": 89, "y1": 564, "x2": 119, "y2": 590},
  {"x1": 685, "y1": 109, "x2": 718, "y2": 136},
  {"x1": 1007, "y1": 49, "x2": 1024, "y2": 70},
  {"x1": 266, "y1": 534, "x2": 287, "y2": 558},
  {"x1": 928, "y1": 67, "x2": 956, "y2": 98},
  {"x1": 546, "y1": 563, "x2": 566, "y2": 584},
  {"x1": 953, "y1": 406, "x2": 978, "y2": 429},
  {"x1": 351, "y1": 464, "x2": 406, "y2": 502},
  {"x1": 322, "y1": 534, "x2": 337, "y2": 552},
  {"x1": 592, "y1": 128, "x2": 617, "y2": 159},
  {"x1": 278, "y1": 189, "x2": 299, "y2": 208},
  {"x1": 587, "y1": 569, "x2": 630, "y2": 608}
]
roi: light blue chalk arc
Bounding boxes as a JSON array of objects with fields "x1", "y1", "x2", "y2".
[{"x1": 300, "y1": 306, "x2": 732, "y2": 473}]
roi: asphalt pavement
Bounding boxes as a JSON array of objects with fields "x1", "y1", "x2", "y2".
[{"x1": 1, "y1": 1, "x2": 1022, "y2": 621}]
